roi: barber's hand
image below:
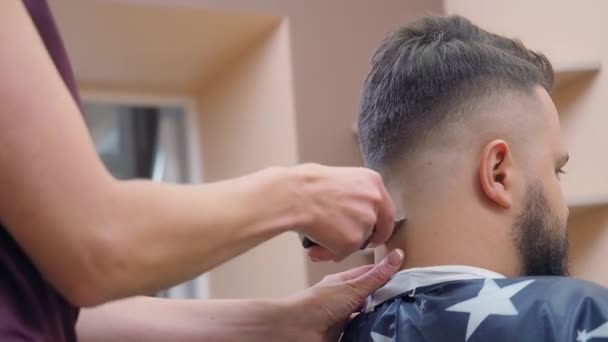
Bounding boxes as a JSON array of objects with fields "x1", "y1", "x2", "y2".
[
  {"x1": 282, "y1": 249, "x2": 404, "y2": 342},
  {"x1": 292, "y1": 164, "x2": 396, "y2": 262}
]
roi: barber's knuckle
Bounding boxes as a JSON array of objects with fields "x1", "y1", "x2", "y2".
[
  {"x1": 387, "y1": 201, "x2": 396, "y2": 217},
  {"x1": 368, "y1": 170, "x2": 383, "y2": 184},
  {"x1": 370, "y1": 191, "x2": 383, "y2": 205},
  {"x1": 322, "y1": 274, "x2": 336, "y2": 283},
  {"x1": 362, "y1": 212, "x2": 377, "y2": 227},
  {"x1": 343, "y1": 231, "x2": 359, "y2": 245},
  {"x1": 372, "y1": 172, "x2": 384, "y2": 190},
  {"x1": 344, "y1": 234, "x2": 362, "y2": 251}
]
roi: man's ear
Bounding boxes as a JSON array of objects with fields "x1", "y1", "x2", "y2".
[{"x1": 479, "y1": 140, "x2": 513, "y2": 208}]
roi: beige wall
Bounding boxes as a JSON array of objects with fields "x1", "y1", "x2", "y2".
[
  {"x1": 192, "y1": 0, "x2": 443, "y2": 289},
  {"x1": 446, "y1": 0, "x2": 608, "y2": 284},
  {"x1": 570, "y1": 207, "x2": 608, "y2": 284},
  {"x1": 57, "y1": 0, "x2": 444, "y2": 298},
  {"x1": 445, "y1": 0, "x2": 606, "y2": 199},
  {"x1": 197, "y1": 20, "x2": 307, "y2": 298},
  {"x1": 294, "y1": 0, "x2": 444, "y2": 284},
  {"x1": 50, "y1": 0, "x2": 278, "y2": 94},
  {"x1": 288, "y1": 0, "x2": 444, "y2": 284},
  {"x1": 60, "y1": 0, "x2": 608, "y2": 297},
  {"x1": 185, "y1": 0, "x2": 442, "y2": 164}
]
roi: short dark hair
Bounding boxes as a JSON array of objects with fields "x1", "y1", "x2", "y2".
[{"x1": 358, "y1": 15, "x2": 554, "y2": 171}]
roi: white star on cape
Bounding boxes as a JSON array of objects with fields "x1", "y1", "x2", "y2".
[
  {"x1": 371, "y1": 331, "x2": 394, "y2": 342},
  {"x1": 446, "y1": 278, "x2": 534, "y2": 341},
  {"x1": 577, "y1": 321, "x2": 608, "y2": 342}
]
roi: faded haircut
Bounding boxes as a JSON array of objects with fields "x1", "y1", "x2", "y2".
[{"x1": 358, "y1": 15, "x2": 554, "y2": 172}]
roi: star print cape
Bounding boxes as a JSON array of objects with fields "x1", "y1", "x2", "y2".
[{"x1": 341, "y1": 266, "x2": 608, "y2": 342}]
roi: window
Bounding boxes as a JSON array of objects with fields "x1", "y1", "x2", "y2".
[{"x1": 82, "y1": 96, "x2": 206, "y2": 299}]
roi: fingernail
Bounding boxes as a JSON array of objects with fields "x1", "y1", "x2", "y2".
[{"x1": 387, "y1": 249, "x2": 404, "y2": 267}]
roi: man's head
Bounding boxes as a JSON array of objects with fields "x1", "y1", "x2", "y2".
[{"x1": 360, "y1": 16, "x2": 570, "y2": 276}]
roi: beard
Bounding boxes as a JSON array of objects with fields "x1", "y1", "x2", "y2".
[{"x1": 513, "y1": 183, "x2": 569, "y2": 277}]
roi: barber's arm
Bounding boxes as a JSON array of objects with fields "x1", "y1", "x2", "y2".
[
  {"x1": 1, "y1": 0, "x2": 395, "y2": 308},
  {"x1": 77, "y1": 250, "x2": 404, "y2": 342}
]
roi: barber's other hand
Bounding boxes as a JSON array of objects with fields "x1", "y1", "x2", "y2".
[
  {"x1": 282, "y1": 249, "x2": 404, "y2": 342},
  {"x1": 291, "y1": 164, "x2": 396, "y2": 262}
]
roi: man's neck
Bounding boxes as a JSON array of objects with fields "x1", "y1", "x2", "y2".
[{"x1": 384, "y1": 217, "x2": 521, "y2": 277}]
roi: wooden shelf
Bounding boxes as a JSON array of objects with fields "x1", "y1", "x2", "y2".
[{"x1": 553, "y1": 60, "x2": 602, "y2": 92}]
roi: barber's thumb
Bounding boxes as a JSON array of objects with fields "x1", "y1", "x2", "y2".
[{"x1": 351, "y1": 249, "x2": 404, "y2": 295}]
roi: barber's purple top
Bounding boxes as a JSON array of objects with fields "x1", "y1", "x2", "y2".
[{"x1": 0, "y1": 1, "x2": 81, "y2": 340}]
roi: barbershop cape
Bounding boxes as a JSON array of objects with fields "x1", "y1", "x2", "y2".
[{"x1": 342, "y1": 266, "x2": 608, "y2": 342}]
